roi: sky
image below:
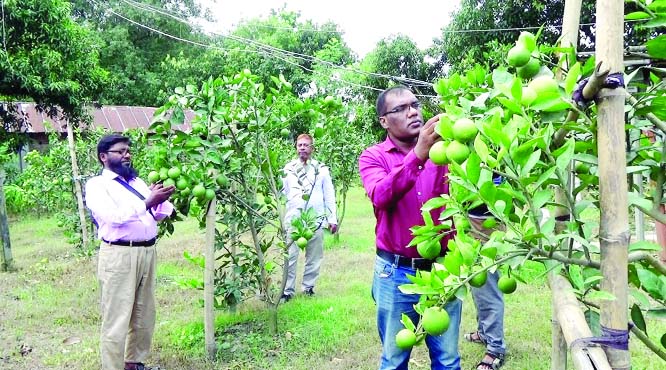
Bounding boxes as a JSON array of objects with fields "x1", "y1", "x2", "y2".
[{"x1": 202, "y1": 0, "x2": 461, "y2": 57}]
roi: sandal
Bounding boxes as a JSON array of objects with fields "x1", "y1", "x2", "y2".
[
  {"x1": 464, "y1": 331, "x2": 486, "y2": 345},
  {"x1": 476, "y1": 352, "x2": 504, "y2": 370}
]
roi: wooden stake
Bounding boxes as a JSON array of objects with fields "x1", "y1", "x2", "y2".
[
  {"x1": 0, "y1": 168, "x2": 13, "y2": 272},
  {"x1": 596, "y1": 0, "x2": 631, "y2": 367},
  {"x1": 204, "y1": 196, "x2": 216, "y2": 360},
  {"x1": 66, "y1": 120, "x2": 89, "y2": 250},
  {"x1": 549, "y1": 274, "x2": 612, "y2": 370}
]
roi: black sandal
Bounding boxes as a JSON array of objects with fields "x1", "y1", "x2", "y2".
[
  {"x1": 464, "y1": 331, "x2": 486, "y2": 345},
  {"x1": 475, "y1": 352, "x2": 504, "y2": 370}
]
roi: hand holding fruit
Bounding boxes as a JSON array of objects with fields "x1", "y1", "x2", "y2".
[
  {"x1": 414, "y1": 114, "x2": 443, "y2": 160},
  {"x1": 145, "y1": 183, "x2": 175, "y2": 209}
]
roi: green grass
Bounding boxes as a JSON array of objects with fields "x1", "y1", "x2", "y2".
[{"x1": 1, "y1": 187, "x2": 665, "y2": 369}]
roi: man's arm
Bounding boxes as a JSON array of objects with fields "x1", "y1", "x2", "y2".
[{"x1": 359, "y1": 149, "x2": 425, "y2": 210}]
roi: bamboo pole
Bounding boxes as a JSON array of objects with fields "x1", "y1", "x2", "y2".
[
  {"x1": 65, "y1": 121, "x2": 89, "y2": 250},
  {"x1": 596, "y1": 0, "x2": 631, "y2": 368},
  {"x1": 0, "y1": 168, "x2": 13, "y2": 272},
  {"x1": 549, "y1": 274, "x2": 613, "y2": 370},
  {"x1": 204, "y1": 196, "x2": 216, "y2": 359}
]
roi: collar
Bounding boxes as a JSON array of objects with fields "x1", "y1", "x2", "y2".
[
  {"x1": 101, "y1": 168, "x2": 121, "y2": 179},
  {"x1": 378, "y1": 136, "x2": 409, "y2": 153}
]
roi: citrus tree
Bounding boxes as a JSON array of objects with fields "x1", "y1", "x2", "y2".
[
  {"x1": 394, "y1": 29, "x2": 666, "y2": 360},
  {"x1": 147, "y1": 70, "x2": 346, "y2": 333}
]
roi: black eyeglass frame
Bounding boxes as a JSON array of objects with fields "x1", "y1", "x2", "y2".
[{"x1": 380, "y1": 101, "x2": 422, "y2": 117}]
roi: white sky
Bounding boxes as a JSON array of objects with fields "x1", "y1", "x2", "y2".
[{"x1": 202, "y1": 0, "x2": 461, "y2": 57}]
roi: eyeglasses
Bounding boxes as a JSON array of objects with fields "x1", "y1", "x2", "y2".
[
  {"x1": 106, "y1": 149, "x2": 131, "y2": 156},
  {"x1": 382, "y1": 101, "x2": 421, "y2": 116}
]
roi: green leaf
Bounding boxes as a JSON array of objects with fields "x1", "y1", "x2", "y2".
[
  {"x1": 532, "y1": 189, "x2": 552, "y2": 210},
  {"x1": 474, "y1": 135, "x2": 490, "y2": 163},
  {"x1": 627, "y1": 192, "x2": 654, "y2": 211},
  {"x1": 585, "y1": 290, "x2": 616, "y2": 301},
  {"x1": 479, "y1": 181, "x2": 497, "y2": 203},
  {"x1": 630, "y1": 287, "x2": 651, "y2": 308},
  {"x1": 629, "y1": 240, "x2": 662, "y2": 252},
  {"x1": 520, "y1": 149, "x2": 542, "y2": 177},
  {"x1": 631, "y1": 304, "x2": 647, "y2": 334},
  {"x1": 422, "y1": 196, "x2": 447, "y2": 211},
  {"x1": 637, "y1": 266, "x2": 666, "y2": 298},
  {"x1": 400, "y1": 313, "x2": 416, "y2": 331},
  {"x1": 569, "y1": 265, "x2": 584, "y2": 290},
  {"x1": 564, "y1": 63, "x2": 581, "y2": 96},
  {"x1": 647, "y1": 35, "x2": 666, "y2": 59},
  {"x1": 466, "y1": 153, "x2": 481, "y2": 185},
  {"x1": 555, "y1": 138, "x2": 575, "y2": 172},
  {"x1": 533, "y1": 166, "x2": 557, "y2": 189},
  {"x1": 497, "y1": 97, "x2": 522, "y2": 114},
  {"x1": 644, "y1": 16, "x2": 666, "y2": 29},
  {"x1": 584, "y1": 309, "x2": 601, "y2": 336},
  {"x1": 625, "y1": 11, "x2": 651, "y2": 20}
]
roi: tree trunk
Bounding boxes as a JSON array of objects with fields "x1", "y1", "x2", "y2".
[
  {"x1": 204, "y1": 197, "x2": 217, "y2": 360},
  {"x1": 595, "y1": 0, "x2": 631, "y2": 368},
  {"x1": 66, "y1": 120, "x2": 89, "y2": 250},
  {"x1": 0, "y1": 168, "x2": 14, "y2": 272}
]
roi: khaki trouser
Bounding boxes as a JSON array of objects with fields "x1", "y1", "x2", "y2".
[{"x1": 98, "y1": 243, "x2": 157, "y2": 370}]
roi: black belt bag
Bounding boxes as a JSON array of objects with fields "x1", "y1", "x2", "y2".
[
  {"x1": 376, "y1": 249, "x2": 434, "y2": 270},
  {"x1": 102, "y1": 238, "x2": 156, "y2": 247}
]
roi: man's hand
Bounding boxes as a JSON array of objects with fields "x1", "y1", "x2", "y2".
[
  {"x1": 328, "y1": 223, "x2": 338, "y2": 234},
  {"x1": 145, "y1": 183, "x2": 175, "y2": 210},
  {"x1": 414, "y1": 114, "x2": 443, "y2": 160}
]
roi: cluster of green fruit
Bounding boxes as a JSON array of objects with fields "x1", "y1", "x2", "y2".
[
  {"x1": 507, "y1": 31, "x2": 541, "y2": 80},
  {"x1": 395, "y1": 306, "x2": 450, "y2": 350},
  {"x1": 291, "y1": 227, "x2": 314, "y2": 249},
  {"x1": 147, "y1": 166, "x2": 229, "y2": 203},
  {"x1": 429, "y1": 116, "x2": 479, "y2": 165}
]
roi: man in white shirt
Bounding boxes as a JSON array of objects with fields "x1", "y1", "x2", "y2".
[{"x1": 281, "y1": 134, "x2": 337, "y2": 301}]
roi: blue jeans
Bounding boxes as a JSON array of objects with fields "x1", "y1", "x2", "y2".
[
  {"x1": 470, "y1": 270, "x2": 506, "y2": 356},
  {"x1": 372, "y1": 256, "x2": 462, "y2": 370}
]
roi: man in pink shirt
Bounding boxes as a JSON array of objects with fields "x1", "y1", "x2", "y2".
[
  {"x1": 359, "y1": 86, "x2": 461, "y2": 370},
  {"x1": 85, "y1": 134, "x2": 175, "y2": 370}
]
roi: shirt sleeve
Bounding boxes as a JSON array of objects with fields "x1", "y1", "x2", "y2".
[
  {"x1": 321, "y1": 166, "x2": 337, "y2": 225},
  {"x1": 84, "y1": 177, "x2": 145, "y2": 226},
  {"x1": 132, "y1": 177, "x2": 174, "y2": 221},
  {"x1": 359, "y1": 148, "x2": 426, "y2": 210}
]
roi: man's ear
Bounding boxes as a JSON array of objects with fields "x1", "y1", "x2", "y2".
[
  {"x1": 99, "y1": 153, "x2": 108, "y2": 165},
  {"x1": 379, "y1": 116, "x2": 389, "y2": 129}
]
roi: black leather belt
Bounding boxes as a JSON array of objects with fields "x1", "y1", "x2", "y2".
[
  {"x1": 102, "y1": 238, "x2": 156, "y2": 247},
  {"x1": 376, "y1": 249, "x2": 434, "y2": 270}
]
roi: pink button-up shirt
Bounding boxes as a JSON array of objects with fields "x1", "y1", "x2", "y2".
[
  {"x1": 359, "y1": 137, "x2": 451, "y2": 259},
  {"x1": 85, "y1": 169, "x2": 173, "y2": 243}
]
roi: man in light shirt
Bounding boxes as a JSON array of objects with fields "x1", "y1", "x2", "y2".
[
  {"x1": 85, "y1": 134, "x2": 174, "y2": 370},
  {"x1": 281, "y1": 133, "x2": 337, "y2": 302}
]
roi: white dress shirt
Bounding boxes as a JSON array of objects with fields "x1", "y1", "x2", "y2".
[{"x1": 282, "y1": 158, "x2": 337, "y2": 228}]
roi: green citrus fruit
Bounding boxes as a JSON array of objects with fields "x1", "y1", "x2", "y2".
[
  {"x1": 302, "y1": 193, "x2": 310, "y2": 201},
  {"x1": 147, "y1": 171, "x2": 160, "y2": 183},
  {"x1": 280, "y1": 128, "x2": 290, "y2": 138},
  {"x1": 507, "y1": 44, "x2": 531, "y2": 67},
  {"x1": 395, "y1": 329, "x2": 417, "y2": 350},
  {"x1": 162, "y1": 178, "x2": 176, "y2": 188},
  {"x1": 176, "y1": 178, "x2": 189, "y2": 190},
  {"x1": 205, "y1": 188, "x2": 216, "y2": 201},
  {"x1": 469, "y1": 270, "x2": 488, "y2": 288},
  {"x1": 167, "y1": 167, "x2": 181, "y2": 179},
  {"x1": 429, "y1": 141, "x2": 449, "y2": 166},
  {"x1": 517, "y1": 57, "x2": 541, "y2": 80},
  {"x1": 575, "y1": 163, "x2": 591, "y2": 174},
  {"x1": 520, "y1": 86, "x2": 538, "y2": 106},
  {"x1": 528, "y1": 76, "x2": 560, "y2": 97},
  {"x1": 192, "y1": 184, "x2": 206, "y2": 199},
  {"x1": 481, "y1": 217, "x2": 497, "y2": 229},
  {"x1": 63, "y1": 177, "x2": 72, "y2": 185},
  {"x1": 159, "y1": 167, "x2": 169, "y2": 180},
  {"x1": 422, "y1": 306, "x2": 450, "y2": 336},
  {"x1": 660, "y1": 333, "x2": 666, "y2": 349},
  {"x1": 518, "y1": 31, "x2": 537, "y2": 52},
  {"x1": 498, "y1": 276, "x2": 518, "y2": 294},
  {"x1": 303, "y1": 229, "x2": 314, "y2": 240},
  {"x1": 446, "y1": 141, "x2": 471, "y2": 164},
  {"x1": 435, "y1": 119, "x2": 454, "y2": 140},
  {"x1": 452, "y1": 118, "x2": 478, "y2": 143},
  {"x1": 295, "y1": 237, "x2": 308, "y2": 249},
  {"x1": 215, "y1": 174, "x2": 229, "y2": 188},
  {"x1": 417, "y1": 240, "x2": 441, "y2": 260},
  {"x1": 180, "y1": 187, "x2": 191, "y2": 197}
]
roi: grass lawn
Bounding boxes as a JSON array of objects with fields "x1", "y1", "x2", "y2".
[{"x1": 1, "y1": 187, "x2": 665, "y2": 369}]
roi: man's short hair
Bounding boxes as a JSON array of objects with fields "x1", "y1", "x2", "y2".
[
  {"x1": 97, "y1": 134, "x2": 130, "y2": 165},
  {"x1": 376, "y1": 85, "x2": 412, "y2": 117},
  {"x1": 296, "y1": 133, "x2": 313, "y2": 144}
]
